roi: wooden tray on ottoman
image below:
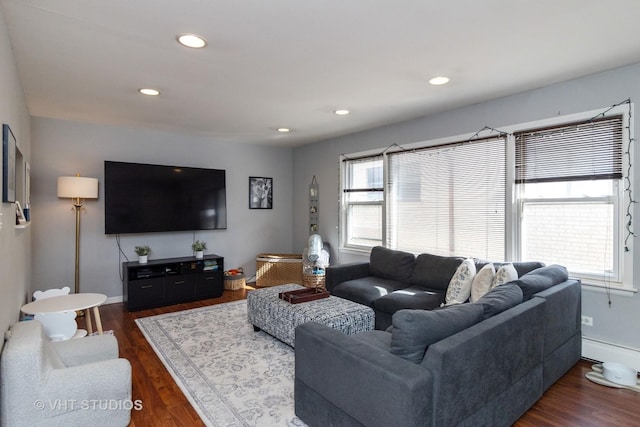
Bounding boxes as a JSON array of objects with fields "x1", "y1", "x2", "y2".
[{"x1": 278, "y1": 287, "x2": 330, "y2": 304}]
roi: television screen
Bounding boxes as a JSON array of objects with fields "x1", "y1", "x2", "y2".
[{"x1": 104, "y1": 161, "x2": 227, "y2": 234}]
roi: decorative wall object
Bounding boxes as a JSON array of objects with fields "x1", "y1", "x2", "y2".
[
  {"x1": 24, "y1": 161, "x2": 30, "y2": 205},
  {"x1": 15, "y1": 200, "x2": 26, "y2": 225},
  {"x1": 249, "y1": 177, "x2": 273, "y2": 209},
  {"x1": 309, "y1": 176, "x2": 319, "y2": 233},
  {"x1": 2, "y1": 124, "x2": 16, "y2": 203}
]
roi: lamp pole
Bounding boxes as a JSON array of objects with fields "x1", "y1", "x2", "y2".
[
  {"x1": 57, "y1": 174, "x2": 98, "y2": 297},
  {"x1": 73, "y1": 196, "x2": 82, "y2": 294}
]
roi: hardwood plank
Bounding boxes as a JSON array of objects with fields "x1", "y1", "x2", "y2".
[{"x1": 79, "y1": 288, "x2": 638, "y2": 427}]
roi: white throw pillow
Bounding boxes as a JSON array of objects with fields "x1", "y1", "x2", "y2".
[
  {"x1": 492, "y1": 263, "x2": 518, "y2": 288},
  {"x1": 445, "y1": 258, "x2": 476, "y2": 306},
  {"x1": 470, "y1": 263, "x2": 496, "y2": 302}
]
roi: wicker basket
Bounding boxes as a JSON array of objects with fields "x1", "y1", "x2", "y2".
[
  {"x1": 302, "y1": 273, "x2": 326, "y2": 290},
  {"x1": 256, "y1": 253, "x2": 303, "y2": 287},
  {"x1": 224, "y1": 274, "x2": 246, "y2": 290}
]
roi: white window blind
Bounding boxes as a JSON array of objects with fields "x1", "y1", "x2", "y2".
[{"x1": 387, "y1": 137, "x2": 506, "y2": 259}]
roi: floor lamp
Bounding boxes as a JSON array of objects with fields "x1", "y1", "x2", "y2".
[{"x1": 57, "y1": 174, "x2": 99, "y2": 294}]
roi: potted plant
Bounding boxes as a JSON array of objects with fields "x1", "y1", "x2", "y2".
[
  {"x1": 134, "y1": 245, "x2": 151, "y2": 264},
  {"x1": 192, "y1": 240, "x2": 207, "y2": 259}
]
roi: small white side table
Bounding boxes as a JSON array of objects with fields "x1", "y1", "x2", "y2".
[{"x1": 21, "y1": 293, "x2": 107, "y2": 335}]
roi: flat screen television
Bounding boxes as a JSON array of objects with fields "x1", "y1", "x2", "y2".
[{"x1": 104, "y1": 161, "x2": 227, "y2": 234}]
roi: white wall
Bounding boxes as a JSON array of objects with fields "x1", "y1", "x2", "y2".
[
  {"x1": 31, "y1": 118, "x2": 294, "y2": 298},
  {"x1": 0, "y1": 7, "x2": 31, "y2": 339},
  {"x1": 293, "y1": 62, "x2": 640, "y2": 365}
]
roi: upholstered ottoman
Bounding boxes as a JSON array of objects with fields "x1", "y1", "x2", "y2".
[{"x1": 247, "y1": 284, "x2": 374, "y2": 347}]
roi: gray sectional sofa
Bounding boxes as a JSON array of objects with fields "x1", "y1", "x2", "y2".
[
  {"x1": 326, "y1": 246, "x2": 546, "y2": 330},
  {"x1": 294, "y1": 247, "x2": 582, "y2": 427}
]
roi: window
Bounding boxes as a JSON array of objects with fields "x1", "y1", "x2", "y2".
[
  {"x1": 340, "y1": 106, "x2": 632, "y2": 289},
  {"x1": 342, "y1": 156, "x2": 383, "y2": 249},
  {"x1": 515, "y1": 116, "x2": 624, "y2": 283},
  {"x1": 386, "y1": 137, "x2": 506, "y2": 259}
]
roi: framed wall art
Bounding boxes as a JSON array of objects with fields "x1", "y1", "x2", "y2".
[
  {"x1": 249, "y1": 177, "x2": 273, "y2": 209},
  {"x1": 2, "y1": 124, "x2": 16, "y2": 203}
]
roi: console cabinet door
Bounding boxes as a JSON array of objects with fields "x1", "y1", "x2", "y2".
[
  {"x1": 164, "y1": 274, "x2": 196, "y2": 303},
  {"x1": 128, "y1": 277, "x2": 164, "y2": 310},
  {"x1": 195, "y1": 271, "x2": 223, "y2": 299}
]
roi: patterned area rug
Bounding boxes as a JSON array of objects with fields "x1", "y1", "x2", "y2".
[{"x1": 135, "y1": 300, "x2": 306, "y2": 426}]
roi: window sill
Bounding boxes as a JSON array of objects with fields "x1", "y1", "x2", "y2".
[
  {"x1": 339, "y1": 246, "x2": 373, "y2": 257},
  {"x1": 580, "y1": 281, "x2": 637, "y2": 296}
]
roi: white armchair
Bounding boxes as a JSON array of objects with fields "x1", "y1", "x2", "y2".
[{"x1": 0, "y1": 320, "x2": 132, "y2": 427}]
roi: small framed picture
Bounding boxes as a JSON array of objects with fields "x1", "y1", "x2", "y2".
[
  {"x1": 15, "y1": 200, "x2": 26, "y2": 225},
  {"x1": 2, "y1": 124, "x2": 16, "y2": 203},
  {"x1": 249, "y1": 177, "x2": 273, "y2": 209}
]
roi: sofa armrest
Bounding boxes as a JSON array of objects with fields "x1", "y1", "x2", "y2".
[
  {"x1": 33, "y1": 359, "x2": 132, "y2": 423},
  {"x1": 532, "y1": 279, "x2": 581, "y2": 353},
  {"x1": 295, "y1": 322, "x2": 433, "y2": 427},
  {"x1": 423, "y1": 297, "x2": 547, "y2": 426},
  {"x1": 51, "y1": 334, "x2": 119, "y2": 366},
  {"x1": 325, "y1": 262, "x2": 370, "y2": 292},
  {"x1": 532, "y1": 279, "x2": 582, "y2": 389},
  {"x1": 44, "y1": 358, "x2": 132, "y2": 399}
]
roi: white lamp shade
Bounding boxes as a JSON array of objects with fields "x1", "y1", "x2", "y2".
[{"x1": 57, "y1": 176, "x2": 99, "y2": 199}]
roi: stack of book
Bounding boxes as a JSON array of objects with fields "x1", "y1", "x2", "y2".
[{"x1": 203, "y1": 260, "x2": 219, "y2": 271}]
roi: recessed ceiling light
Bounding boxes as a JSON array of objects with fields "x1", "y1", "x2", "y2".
[
  {"x1": 428, "y1": 76, "x2": 450, "y2": 86},
  {"x1": 277, "y1": 128, "x2": 291, "y2": 133},
  {"x1": 139, "y1": 88, "x2": 160, "y2": 96},
  {"x1": 334, "y1": 109, "x2": 350, "y2": 116},
  {"x1": 177, "y1": 33, "x2": 208, "y2": 49}
]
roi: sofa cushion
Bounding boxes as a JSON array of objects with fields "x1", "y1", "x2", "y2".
[
  {"x1": 513, "y1": 264, "x2": 569, "y2": 300},
  {"x1": 373, "y1": 286, "x2": 445, "y2": 314},
  {"x1": 408, "y1": 253, "x2": 464, "y2": 290},
  {"x1": 492, "y1": 263, "x2": 518, "y2": 287},
  {"x1": 369, "y1": 246, "x2": 416, "y2": 281},
  {"x1": 470, "y1": 263, "x2": 495, "y2": 302},
  {"x1": 475, "y1": 260, "x2": 545, "y2": 278},
  {"x1": 331, "y1": 276, "x2": 409, "y2": 307},
  {"x1": 476, "y1": 283, "x2": 523, "y2": 319},
  {"x1": 390, "y1": 304, "x2": 484, "y2": 364},
  {"x1": 444, "y1": 258, "x2": 476, "y2": 306},
  {"x1": 352, "y1": 330, "x2": 392, "y2": 352}
]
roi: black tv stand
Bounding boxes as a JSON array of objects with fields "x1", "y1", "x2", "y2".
[{"x1": 123, "y1": 254, "x2": 224, "y2": 311}]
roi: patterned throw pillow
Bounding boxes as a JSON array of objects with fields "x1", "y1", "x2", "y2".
[
  {"x1": 444, "y1": 258, "x2": 476, "y2": 305},
  {"x1": 470, "y1": 263, "x2": 496, "y2": 302},
  {"x1": 492, "y1": 263, "x2": 518, "y2": 288}
]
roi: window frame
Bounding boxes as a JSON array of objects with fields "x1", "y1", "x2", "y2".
[
  {"x1": 515, "y1": 192, "x2": 622, "y2": 284},
  {"x1": 340, "y1": 155, "x2": 385, "y2": 251},
  {"x1": 510, "y1": 107, "x2": 631, "y2": 289}
]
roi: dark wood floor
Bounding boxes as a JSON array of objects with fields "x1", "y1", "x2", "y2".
[{"x1": 81, "y1": 288, "x2": 639, "y2": 427}]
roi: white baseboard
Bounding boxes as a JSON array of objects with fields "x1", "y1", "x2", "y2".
[
  {"x1": 582, "y1": 336, "x2": 640, "y2": 371},
  {"x1": 105, "y1": 295, "x2": 123, "y2": 305}
]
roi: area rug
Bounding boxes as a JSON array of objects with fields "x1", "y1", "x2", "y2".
[{"x1": 135, "y1": 300, "x2": 306, "y2": 426}]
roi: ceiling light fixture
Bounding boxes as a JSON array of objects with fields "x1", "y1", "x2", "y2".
[
  {"x1": 139, "y1": 88, "x2": 160, "y2": 96},
  {"x1": 277, "y1": 128, "x2": 291, "y2": 133},
  {"x1": 428, "y1": 76, "x2": 450, "y2": 86},
  {"x1": 334, "y1": 109, "x2": 350, "y2": 116},
  {"x1": 177, "y1": 33, "x2": 208, "y2": 49}
]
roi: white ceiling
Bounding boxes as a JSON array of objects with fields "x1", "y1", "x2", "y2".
[{"x1": 2, "y1": 0, "x2": 640, "y2": 147}]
